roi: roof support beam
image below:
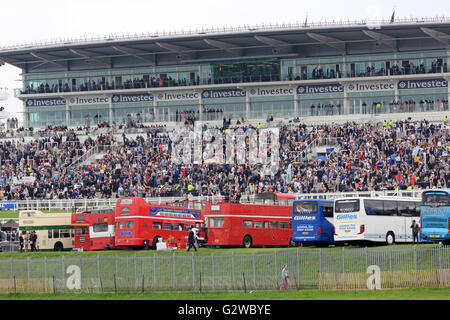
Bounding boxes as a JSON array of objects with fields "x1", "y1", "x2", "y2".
[
  {"x1": 30, "y1": 52, "x2": 68, "y2": 69},
  {"x1": 110, "y1": 45, "x2": 155, "y2": 65},
  {"x1": 254, "y1": 35, "x2": 294, "y2": 54},
  {"x1": 306, "y1": 32, "x2": 346, "y2": 54},
  {"x1": 155, "y1": 42, "x2": 194, "y2": 60},
  {"x1": 69, "y1": 48, "x2": 111, "y2": 67},
  {"x1": 362, "y1": 30, "x2": 397, "y2": 49},
  {"x1": 420, "y1": 27, "x2": 450, "y2": 46},
  {"x1": 203, "y1": 39, "x2": 242, "y2": 55}
]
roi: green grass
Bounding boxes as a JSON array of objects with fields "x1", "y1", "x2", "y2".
[
  {"x1": 0, "y1": 243, "x2": 440, "y2": 259},
  {"x1": 0, "y1": 209, "x2": 71, "y2": 219},
  {"x1": 0, "y1": 287, "x2": 449, "y2": 300}
]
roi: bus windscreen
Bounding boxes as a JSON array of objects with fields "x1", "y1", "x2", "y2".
[
  {"x1": 335, "y1": 199, "x2": 360, "y2": 213},
  {"x1": 422, "y1": 193, "x2": 450, "y2": 207},
  {"x1": 293, "y1": 202, "x2": 317, "y2": 214}
]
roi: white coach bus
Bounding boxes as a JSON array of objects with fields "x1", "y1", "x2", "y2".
[{"x1": 333, "y1": 197, "x2": 421, "y2": 245}]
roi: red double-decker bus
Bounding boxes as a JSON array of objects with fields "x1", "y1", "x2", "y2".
[
  {"x1": 115, "y1": 197, "x2": 206, "y2": 250},
  {"x1": 71, "y1": 208, "x2": 118, "y2": 251},
  {"x1": 204, "y1": 192, "x2": 295, "y2": 248}
]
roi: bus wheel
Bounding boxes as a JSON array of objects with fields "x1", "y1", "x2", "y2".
[
  {"x1": 386, "y1": 232, "x2": 395, "y2": 245},
  {"x1": 54, "y1": 242, "x2": 63, "y2": 251},
  {"x1": 104, "y1": 245, "x2": 110, "y2": 250},
  {"x1": 243, "y1": 235, "x2": 253, "y2": 248}
]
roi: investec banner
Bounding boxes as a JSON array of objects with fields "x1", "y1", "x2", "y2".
[
  {"x1": 156, "y1": 91, "x2": 199, "y2": 101},
  {"x1": 297, "y1": 83, "x2": 344, "y2": 94},
  {"x1": 26, "y1": 97, "x2": 66, "y2": 107},
  {"x1": 398, "y1": 78, "x2": 448, "y2": 90},
  {"x1": 248, "y1": 86, "x2": 294, "y2": 97},
  {"x1": 346, "y1": 81, "x2": 395, "y2": 92},
  {"x1": 112, "y1": 93, "x2": 154, "y2": 103},
  {"x1": 68, "y1": 95, "x2": 110, "y2": 105},
  {"x1": 202, "y1": 88, "x2": 246, "y2": 99}
]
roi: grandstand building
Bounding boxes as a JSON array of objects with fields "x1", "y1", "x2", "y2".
[{"x1": 0, "y1": 17, "x2": 449, "y2": 128}]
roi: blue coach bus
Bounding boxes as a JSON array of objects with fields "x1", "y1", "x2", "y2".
[
  {"x1": 420, "y1": 189, "x2": 450, "y2": 244},
  {"x1": 291, "y1": 199, "x2": 334, "y2": 246}
]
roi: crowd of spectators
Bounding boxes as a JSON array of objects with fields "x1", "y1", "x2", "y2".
[{"x1": 0, "y1": 118, "x2": 448, "y2": 201}]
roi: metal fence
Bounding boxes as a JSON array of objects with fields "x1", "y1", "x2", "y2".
[{"x1": 0, "y1": 245, "x2": 448, "y2": 293}]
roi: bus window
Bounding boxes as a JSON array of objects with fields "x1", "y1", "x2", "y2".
[
  {"x1": 253, "y1": 221, "x2": 263, "y2": 228},
  {"x1": 119, "y1": 198, "x2": 133, "y2": 205},
  {"x1": 264, "y1": 221, "x2": 269, "y2": 228},
  {"x1": 126, "y1": 221, "x2": 134, "y2": 229},
  {"x1": 174, "y1": 223, "x2": 184, "y2": 231},
  {"x1": 153, "y1": 222, "x2": 162, "y2": 230},
  {"x1": 53, "y1": 230, "x2": 60, "y2": 238},
  {"x1": 163, "y1": 223, "x2": 173, "y2": 230},
  {"x1": 93, "y1": 223, "x2": 108, "y2": 232},
  {"x1": 194, "y1": 203, "x2": 203, "y2": 210},
  {"x1": 60, "y1": 229, "x2": 72, "y2": 238},
  {"x1": 398, "y1": 201, "x2": 416, "y2": 217},
  {"x1": 185, "y1": 202, "x2": 194, "y2": 209},
  {"x1": 243, "y1": 221, "x2": 252, "y2": 228},
  {"x1": 185, "y1": 225, "x2": 193, "y2": 231},
  {"x1": 335, "y1": 199, "x2": 360, "y2": 213},
  {"x1": 76, "y1": 227, "x2": 88, "y2": 235},
  {"x1": 414, "y1": 203, "x2": 421, "y2": 217},
  {"x1": 288, "y1": 199, "x2": 294, "y2": 206},
  {"x1": 209, "y1": 218, "x2": 224, "y2": 228},
  {"x1": 364, "y1": 199, "x2": 384, "y2": 215},
  {"x1": 322, "y1": 202, "x2": 334, "y2": 218},
  {"x1": 383, "y1": 200, "x2": 398, "y2": 216},
  {"x1": 422, "y1": 193, "x2": 450, "y2": 206},
  {"x1": 278, "y1": 199, "x2": 287, "y2": 206},
  {"x1": 279, "y1": 222, "x2": 289, "y2": 229},
  {"x1": 269, "y1": 221, "x2": 278, "y2": 229},
  {"x1": 294, "y1": 201, "x2": 317, "y2": 214},
  {"x1": 119, "y1": 222, "x2": 125, "y2": 229},
  {"x1": 48, "y1": 230, "x2": 52, "y2": 239}
]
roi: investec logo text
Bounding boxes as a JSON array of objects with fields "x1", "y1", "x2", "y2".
[
  {"x1": 398, "y1": 78, "x2": 448, "y2": 90},
  {"x1": 169, "y1": 124, "x2": 279, "y2": 173}
]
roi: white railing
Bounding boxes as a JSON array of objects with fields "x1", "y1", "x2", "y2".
[
  {"x1": 12, "y1": 189, "x2": 424, "y2": 211},
  {"x1": 1, "y1": 16, "x2": 449, "y2": 52}
]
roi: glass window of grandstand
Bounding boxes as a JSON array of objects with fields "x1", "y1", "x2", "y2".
[
  {"x1": 28, "y1": 110, "x2": 65, "y2": 128},
  {"x1": 204, "y1": 101, "x2": 246, "y2": 121},
  {"x1": 114, "y1": 106, "x2": 154, "y2": 125},
  {"x1": 348, "y1": 96, "x2": 393, "y2": 115},
  {"x1": 211, "y1": 59, "x2": 280, "y2": 84},
  {"x1": 399, "y1": 94, "x2": 449, "y2": 112},
  {"x1": 70, "y1": 108, "x2": 110, "y2": 126},
  {"x1": 250, "y1": 98, "x2": 294, "y2": 120},
  {"x1": 307, "y1": 64, "x2": 342, "y2": 80},
  {"x1": 157, "y1": 104, "x2": 199, "y2": 123},
  {"x1": 299, "y1": 98, "x2": 343, "y2": 117}
]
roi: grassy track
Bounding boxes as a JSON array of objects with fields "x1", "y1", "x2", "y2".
[{"x1": 0, "y1": 287, "x2": 449, "y2": 300}]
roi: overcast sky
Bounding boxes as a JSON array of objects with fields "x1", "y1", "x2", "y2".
[{"x1": 0, "y1": 0, "x2": 448, "y2": 121}]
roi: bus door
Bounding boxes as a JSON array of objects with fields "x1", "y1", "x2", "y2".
[
  {"x1": 74, "y1": 225, "x2": 90, "y2": 251},
  {"x1": 398, "y1": 200, "x2": 418, "y2": 242},
  {"x1": 321, "y1": 201, "x2": 334, "y2": 243}
]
